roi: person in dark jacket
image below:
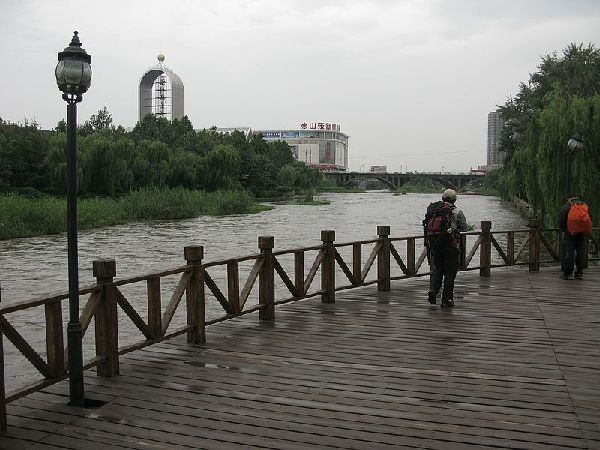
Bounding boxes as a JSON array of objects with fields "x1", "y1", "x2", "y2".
[
  {"x1": 427, "y1": 189, "x2": 469, "y2": 308},
  {"x1": 559, "y1": 194, "x2": 590, "y2": 280}
]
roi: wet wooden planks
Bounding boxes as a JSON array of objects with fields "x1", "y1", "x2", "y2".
[{"x1": 2, "y1": 266, "x2": 599, "y2": 449}]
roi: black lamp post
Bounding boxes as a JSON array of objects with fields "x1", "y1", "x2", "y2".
[
  {"x1": 55, "y1": 31, "x2": 92, "y2": 406},
  {"x1": 565, "y1": 133, "x2": 585, "y2": 196}
]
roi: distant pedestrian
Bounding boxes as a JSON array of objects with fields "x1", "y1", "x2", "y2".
[
  {"x1": 560, "y1": 194, "x2": 592, "y2": 280},
  {"x1": 423, "y1": 189, "x2": 469, "y2": 308}
]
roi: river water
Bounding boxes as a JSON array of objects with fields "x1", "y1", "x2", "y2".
[{"x1": 0, "y1": 192, "x2": 527, "y2": 392}]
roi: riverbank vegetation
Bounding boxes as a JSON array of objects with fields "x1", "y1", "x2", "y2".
[
  {"x1": 394, "y1": 178, "x2": 442, "y2": 194},
  {"x1": 493, "y1": 43, "x2": 600, "y2": 226},
  {"x1": 0, "y1": 188, "x2": 268, "y2": 240},
  {"x1": 0, "y1": 112, "x2": 324, "y2": 239}
]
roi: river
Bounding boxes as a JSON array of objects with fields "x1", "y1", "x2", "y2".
[{"x1": 0, "y1": 192, "x2": 527, "y2": 391}]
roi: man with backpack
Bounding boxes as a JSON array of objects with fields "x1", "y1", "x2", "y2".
[
  {"x1": 423, "y1": 189, "x2": 469, "y2": 308},
  {"x1": 560, "y1": 194, "x2": 593, "y2": 280}
]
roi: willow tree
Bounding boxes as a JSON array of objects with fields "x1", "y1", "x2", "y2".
[{"x1": 497, "y1": 43, "x2": 600, "y2": 225}]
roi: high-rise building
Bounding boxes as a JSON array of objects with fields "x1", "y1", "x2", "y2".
[
  {"x1": 139, "y1": 54, "x2": 184, "y2": 122},
  {"x1": 487, "y1": 110, "x2": 504, "y2": 167}
]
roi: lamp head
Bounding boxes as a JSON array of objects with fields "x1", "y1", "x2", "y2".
[
  {"x1": 567, "y1": 133, "x2": 585, "y2": 155},
  {"x1": 55, "y1": 31, "x2": 92, "y2": 96}
]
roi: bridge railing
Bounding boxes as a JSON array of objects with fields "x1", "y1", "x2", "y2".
[{"x1": 1, "y1": 221, "x2": 598, "y2": 430}]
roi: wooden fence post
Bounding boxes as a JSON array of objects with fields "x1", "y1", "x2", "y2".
[
  {"x1": 227, "y1": 261, "x2": 240, "y2": 314},
  {"x1": 93, "y1": 259, "x2": 119, "y2": 377},
  {"x1": 45, "y1": 300, "x2": 65, "y2": 379},
  {"x1": 294, "y1": 251, "x2": 304, "y2": 297},
  {"x1": 480, "y1": 221, "x2": 492, "y2": 277},
  {"x1": 184, "y1": 246, "x2": 205, "y2": 344},
  {"x1": 458, "y1": 234, "x2": 467, "y2": 270},
  {"x1": 258, "y1": 236, "x2": 275, "y2": 320},
  {"x1": 557, "y1": 229, "x2": 564, "y2": 267},
  {"x1": 0, "y1": 287, "x2": 6, "y2": 431},
  {"x1": 507, "y1": 231, "x2": 515, "y2": 265},
  {"x1": 377, "y1": 226, "x2": 391, "y2": 291},
  {"x1": 147, "y1": 276, "x2": 162, "y2": 340},
  {"x1": 321, "y1": 230, "x2": 336, "y2": 304},
  {"x1": 352, "y1": 243, "x2": 361, "y2": 283},
  {"x1": 407, "y1": 238, "x2": 416, "y2": 275},
  {"x1": 528, "y1": 219, "x2": 541, "y2": 272},
  {"x1": 583, "y1": 235, "x2": 590, "y2": 269}
]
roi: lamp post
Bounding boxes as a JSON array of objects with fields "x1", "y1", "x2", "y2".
[
  {"x1": 55, "y1": 31, "x2": 92, "y2": 406},
  {"x1": 565, "y1": 133, "x2": 584, "y2": 196}
]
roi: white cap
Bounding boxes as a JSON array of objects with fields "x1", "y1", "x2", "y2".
[{"x1": 442, "y1": 189, "x2": 457, "y2": 202}]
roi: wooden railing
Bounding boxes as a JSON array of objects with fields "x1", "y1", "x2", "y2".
[{"x1": 1, "y1": 220, "x2": 598, "y2": 430}]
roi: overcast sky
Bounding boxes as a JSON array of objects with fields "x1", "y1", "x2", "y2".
[{"x1": 1, "y1": 0, "x2": 599, "y2": 172}]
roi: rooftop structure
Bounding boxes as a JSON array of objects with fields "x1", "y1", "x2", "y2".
[{"x1": 139, "y1": 54, "x2": 184, "y2": 122}]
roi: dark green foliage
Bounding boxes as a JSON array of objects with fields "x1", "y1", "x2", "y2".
[
  {"x1": 278, "y1": 161, "x2": 323, "y2": 190},
  {"x1": 79, "y1": 106, "x2": 114, "y2": 136},
  {"x1": 496, "y1": 43, "x2": 600, "y2": 226},
  {"x1": 0, "y1": 119, "x2": 49, "y2": 192},
  {"x1": 0, "y1": 107, "x2": 322, "y2": 204},
  {"x1": 199, "y1": 144, "x2": 241, "y2": 191}
]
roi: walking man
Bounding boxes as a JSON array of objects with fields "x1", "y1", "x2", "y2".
[
  {"x1": 560, "y1": 194, "x2": 592, "y2": 280},
  {"x1": 424, "y1": 189, "x2": 469, "y2": 308}
]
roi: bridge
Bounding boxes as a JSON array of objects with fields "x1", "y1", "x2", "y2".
[
  {"x1": 324, "y1": 171, "x2": 485, "y2": 191},
  {"x1": 1, "y1": 222, "x2": 599, "y2": 448}
]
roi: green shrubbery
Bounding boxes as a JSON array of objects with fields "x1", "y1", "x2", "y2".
[
  {"x1": 1, "y1": 194, "x2": 66, "y2": 238},
  {"x1": 396, "y1": 179, "x2": 442, "y2": 194},
  {"x1": 0, "y1": 188, "x2": 269, "y2": 240}
]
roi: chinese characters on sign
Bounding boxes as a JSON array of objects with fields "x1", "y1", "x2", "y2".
[{"x1": 300, "y1": 122, "x2": 341, "y2": 131}]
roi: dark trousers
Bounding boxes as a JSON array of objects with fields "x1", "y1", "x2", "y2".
[
  {"x1": 563, "y1": 233, "x2": 585, "y2": 276},
  {"x1": 429, "y1": 244, "x2": 459, "y2": 301}
]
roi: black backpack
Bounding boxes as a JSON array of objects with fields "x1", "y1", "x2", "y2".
[{"x1": 423, "y1": 201, "x2": 456, "y2": 246}]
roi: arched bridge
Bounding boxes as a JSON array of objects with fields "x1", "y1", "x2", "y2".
[{"x1": 324, "y1": 171, "x2": 485, "y2": 191}]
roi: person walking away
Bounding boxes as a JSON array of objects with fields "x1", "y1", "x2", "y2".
[
  {"x1": 560, "y1": 194, "x2": 592, "y2": 280},
  {"x1": 423, "y1": 189, "x2": 469, "y2": 308}
]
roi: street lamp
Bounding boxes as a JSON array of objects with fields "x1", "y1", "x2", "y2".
[
  {"x1": 55, "y1": 31, "x2": 92, "y2": 407},
  {"x1": 565, "y1": 133, "x2": 584, "y2": 195},
  {"x1": 567, "y1": 133, "x2": 585, "y2": 155}
]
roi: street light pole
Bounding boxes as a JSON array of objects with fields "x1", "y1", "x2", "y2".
[
  {"x1": 55, "y1": 31, "x2": 92, "y2": 407},
  {"x1": 65, "y1": 94, "x2": 84, "y2": 406}
]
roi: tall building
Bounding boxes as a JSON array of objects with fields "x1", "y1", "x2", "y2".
[
  {"x1": 139, "y1": 54, "x2": 184, "y2": 122},
  {"x1": 487, "y1": 110, "x2": 504, "y2": 167},
  {"x1": 255, "y1": 121, "x2": 349, "y2": 171}
]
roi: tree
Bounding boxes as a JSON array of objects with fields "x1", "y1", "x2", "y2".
[
  {"x1": 79, "y1": 106, "x2": 114, "y2": 136},
  {"x1": 199, "y1": 144, "x2": 241, "y2": 191},
  {"x1": 496, "y1": 43, "x2": 600, "y2": 225},
  {"x1": 0, "y1": 120, "x2": 49, "y2": 192},
  {"x1": 55, "y1": 120, "x2": 67, "y2": 133},
  {"x1": 130, "y1": 114, "x2": 176, "y2": 146}
]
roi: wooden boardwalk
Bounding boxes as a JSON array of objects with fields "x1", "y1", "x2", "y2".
[{"x1": 2, "y1": 265, "x2": 599, "y2": 449}]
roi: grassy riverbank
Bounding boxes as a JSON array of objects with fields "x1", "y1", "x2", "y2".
[{"x1": 0, "y1": 188, "x2": 270, "y2": 240}]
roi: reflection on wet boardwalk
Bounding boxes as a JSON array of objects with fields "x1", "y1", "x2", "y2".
[{"x1": 2, "y1": 266, "x2": 599, "y2": 449}]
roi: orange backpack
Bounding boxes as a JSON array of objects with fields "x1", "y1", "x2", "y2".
[{"x1": 567, "y1": 203, "x2": 592, "y2": 235}]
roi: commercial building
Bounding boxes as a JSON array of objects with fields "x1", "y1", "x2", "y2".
[
  {"x1": 139, "y1": 54, "x2": 184, "y2": 122},
  {"x1": 255, "y1": 121, "x2": 349, "y2": 171},
  {"x1": 487, "y1": 110, "x2": 504, "y2": 168}
]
